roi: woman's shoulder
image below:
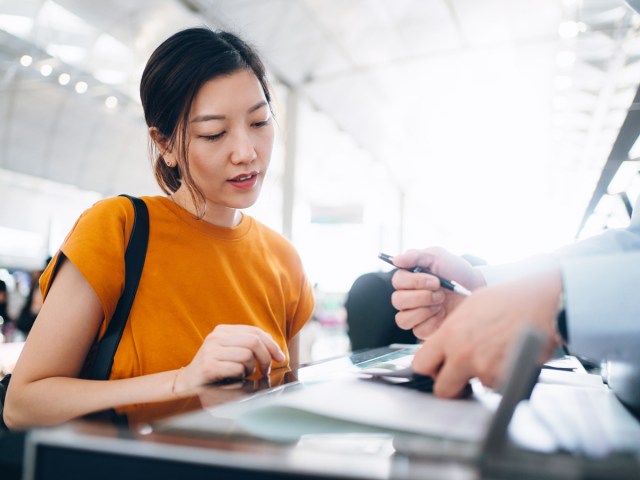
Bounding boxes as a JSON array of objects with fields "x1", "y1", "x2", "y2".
[
  {"x1": 81, "y1": 195, "x2": 135, "y2": 221},
  {"x1": 248, "y1": 217, "x2": 303, "y2": 263},
  {"x1": 82, "y1": 195, "x2": 165, "y2": 223},
  {"x1": 68, "y1": 196, "x2": 152, "y2": 247},
  {"x1": 249, "y1": 217, "x2": 292, "y2": 246}
]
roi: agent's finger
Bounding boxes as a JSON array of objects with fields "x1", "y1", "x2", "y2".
[
  {"x1": 411, "y1": 335, "x2": 446, "y2": 378},
  {"x1": 391, "y1": 289, "x2": 445, "y2": 311},
  {"x1": 391, "y1": 269, "x2": 440, "y2": 291},
  {"x1": 395, "y1": 306, "x2": 442, "y2": 331},
  {"x1": 432, "y1": 358, "x2": 474, "y2": 399},
  {"x1": 394, "y1": 248, "x2": 443, "y2": 272},
  {"x1": 392, "y1": 249, "x2": 424, "y2": 269},
  {"x1": 412, "y1": 308, "x2": 446, "y2": 338}
]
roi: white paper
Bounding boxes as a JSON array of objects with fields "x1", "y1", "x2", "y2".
[{"x1": 205, "y1": 376, "x2": 493, "y2": 443}]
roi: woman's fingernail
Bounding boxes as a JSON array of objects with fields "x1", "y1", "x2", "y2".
[{"x1": 276, "y1": 350, "x2": 286, "y2": 362}]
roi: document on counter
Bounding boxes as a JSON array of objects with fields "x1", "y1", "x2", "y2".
[{"x1": 157, "y1": 375, "x2": 494, "y2": 443}]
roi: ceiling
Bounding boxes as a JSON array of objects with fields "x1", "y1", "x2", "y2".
[{"x1": 2, "y1": 0, "x2": 640, "y2": 269}]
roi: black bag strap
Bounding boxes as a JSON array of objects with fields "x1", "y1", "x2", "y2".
[{"x1": 87, "y1": 195, "x2": 149, "y2": 381}]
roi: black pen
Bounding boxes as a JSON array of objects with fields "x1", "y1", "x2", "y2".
[{"x1": 378, "y1": 252, "x2": 472, "y2": 296}]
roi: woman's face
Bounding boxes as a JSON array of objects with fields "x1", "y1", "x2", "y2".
[{"x1": 183, "y1": 69, "x2": 274, "y2": 213}]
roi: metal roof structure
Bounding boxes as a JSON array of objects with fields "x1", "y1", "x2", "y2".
[{"x1": 1, "y1": 0, "x2": 640, "y2": 275}]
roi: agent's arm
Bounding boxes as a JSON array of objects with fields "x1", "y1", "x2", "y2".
[
  {"x1": 5, "y1": 258, "x2": 284, "y2": 429},
  {"x1": 561, "y1": 251, "x2": 640, "y2": 366}
]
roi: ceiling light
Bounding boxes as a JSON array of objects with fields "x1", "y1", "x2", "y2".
[
  {"x1": 558, "y1": 21, "x2": 580, "y2": 38},
  {"x1": 105, "y1": 96, "x2": 118, "y2": 109},
  {"x1": 40, "y1": 64, "x2": 53, "y2": 77},
  {"x1": 58, "y1": 73, "x2": 70, "y2": 85},
  {"x1": 19, "y1": 55, "x2": 32, "y2": 67},
  {"x1": 94, "y1": 69, "x2": 128, "y2": 85},
  {"x1": 74, "y1": 81, "x2": 88, "y2": 94}
]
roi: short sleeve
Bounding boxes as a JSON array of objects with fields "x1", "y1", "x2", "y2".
[{"x1": 40, "y1": 197, "x2": 135, "y2": 329}]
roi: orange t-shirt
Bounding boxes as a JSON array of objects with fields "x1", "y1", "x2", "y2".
[{"x1": 40, "y1": 196, "x2": 315, "y2": 380}]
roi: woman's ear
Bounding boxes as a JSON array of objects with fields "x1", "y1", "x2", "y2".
[{"x1": 149, "y1": 127, "x2": 177, "y2": 168}]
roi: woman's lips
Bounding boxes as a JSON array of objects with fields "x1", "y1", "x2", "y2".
[{"x1": 228, "y1": 172, "x2": 258, "y2": 190}]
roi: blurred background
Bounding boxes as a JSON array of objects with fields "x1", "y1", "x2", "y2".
[{"x1": 1, "y1": 0, "x2": 640, "y2": 360}]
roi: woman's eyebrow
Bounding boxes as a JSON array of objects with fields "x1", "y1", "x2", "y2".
[
  {"x1": 191, "y1": 101, "x2": 268, "y2": 123},
  {"x1": 247, "y1": 101, "x2": 268, "y2": 114}
]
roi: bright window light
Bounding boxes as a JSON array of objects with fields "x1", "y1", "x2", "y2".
[
  {"x1": 556, "y1": 50, "x2": 576, "y2": 68},
  {"x1": 552, "y1": 95, "x2": 569, "y2": 109},
  {"x1": 46, "y1": 44, "x2": 87, "y2": 64},
  {"x1": 554, "y1": 75, "x2": 573, "y2": 90},
  {"x1": 37, "y1": 0, "x2": 95, "y2": 35},
  {"x1": 94, "y1": 69, "x2": 128, "y2": 85},
  {"x1": 608, "y1": 161, "x2": 640, "y2": 193},
  {"x1": 0, "y1": 14, "x2": 34, "y2": 37},
  {"x1": 0, "y1": 226, "x2": 46, "y2": 260}
]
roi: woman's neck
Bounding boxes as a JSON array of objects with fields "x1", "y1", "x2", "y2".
[{"x1": 171, "y1": 188, "x2": 242, "y2": 227}]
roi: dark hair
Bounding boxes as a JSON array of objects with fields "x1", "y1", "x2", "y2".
[{"x1": 140, "y1": 27, "x2": 272, "y2": 216}]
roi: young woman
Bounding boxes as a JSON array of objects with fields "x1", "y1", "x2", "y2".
[{"x1": 4, "y1": 27, "x2": 315, "y2": 429}]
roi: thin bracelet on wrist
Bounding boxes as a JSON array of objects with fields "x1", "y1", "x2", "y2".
[{"x1": 171, "y1": 367, "x2": 184, "y2": 397}]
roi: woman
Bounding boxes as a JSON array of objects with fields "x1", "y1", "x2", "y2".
[{"x1": 4, "y1": 27, "x2": 315, "y2": 429}]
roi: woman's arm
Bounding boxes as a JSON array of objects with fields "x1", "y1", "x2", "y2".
[
  {"x1": 287, "y1": 333, "x2": 300, "y2": 370},
  {"x1": 4, "y1": 259, "x2": 183, "y2": 428},
  {"x1": 5, "y1": 258, "x2": 285, "y2": 429}
]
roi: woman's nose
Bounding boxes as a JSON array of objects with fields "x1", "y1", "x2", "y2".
[{"x1": 230, "y1": 128, "x2": 257, "y2": 164}]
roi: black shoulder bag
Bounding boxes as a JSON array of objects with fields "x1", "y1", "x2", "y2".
[{"x1": 0, "y1": 194, "x2": 149, "y2": 431}]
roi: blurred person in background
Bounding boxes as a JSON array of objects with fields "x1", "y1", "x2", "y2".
[
  {"x1": 15, "y1": 257, "x2": 51, "y2": 336},
  {"x1": 0, "y1": 279, "x2": 9, "y2": 339}
]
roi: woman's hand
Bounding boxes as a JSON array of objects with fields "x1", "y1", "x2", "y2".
[
  {"x1": 175, "y1": 324, "x2": 286, "y2": 394},
  {"x1": 391, "y1": 247, "x2": 486, "y2": 339}
]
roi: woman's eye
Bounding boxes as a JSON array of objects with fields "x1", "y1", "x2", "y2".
[
  {"x1": 201, "y1": 132, "x2": 225, "y2": 141},
  {"x1": 253, "y1": 118, "x2": 271, "y2": 128}
]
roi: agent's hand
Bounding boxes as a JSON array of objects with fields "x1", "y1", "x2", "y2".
[
  {"x1": 391, "y1": 247, "x2": 486, "y2": 338},
  {"x1": 412, "y1": 268, "x2": 564, "y2": 398},
  {"x1": 176, "y1": 325, "x2": 286, "y2": 394}
]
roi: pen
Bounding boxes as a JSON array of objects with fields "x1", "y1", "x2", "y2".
[{"x1": 378, "y1": 252, "x2": 472, "y2": 296}]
